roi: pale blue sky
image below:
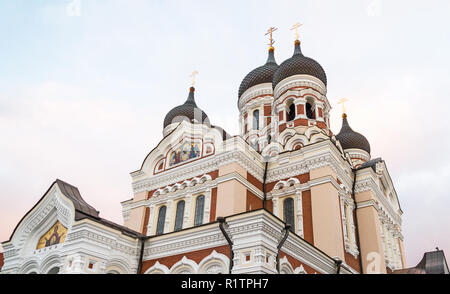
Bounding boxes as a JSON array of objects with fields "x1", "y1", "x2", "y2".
[{"x1": 1, "y1": 0, "x2": 450, "y2": 267}]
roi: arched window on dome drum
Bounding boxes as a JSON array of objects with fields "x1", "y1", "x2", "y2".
[
  {"x1": 306, "y1": 102, "x2": 315, "y2": 119},
  {"x1": 287, "y1": 103, "x2": 296, "y2": 122},
  {"x1": 174, "y1": 200, "x2": 185, "y2": 231},
  {"x1": 156, "y1": 206, "x2": 166, "y2": 235},
  {"x1": 252, "y1": 110, "x2": 260, "y2": 130},
  {"x1": 194, "y1": 195, "x2": 205, "y2": 226},
  {"x1": 283, "y1": 198, "x2": 295, "y2": 233}
]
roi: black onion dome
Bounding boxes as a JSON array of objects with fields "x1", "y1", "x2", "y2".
[
  {"x1": 238, "y1": 48, "x2": 279, "y2": 98},
  {"x1": 163, "y1": 87, "x2": 210, "y2": 129},
  {"x1": 272, "y1": 40, "x2": 327, "y2": 89},
  {"x1": 336, "y1": 114, "x2": 371, "y2": 154}
]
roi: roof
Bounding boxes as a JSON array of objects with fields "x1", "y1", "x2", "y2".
[
  {"x1": 358, "y1": 157, "x2": 383, "y2": 171},
  {"x1": 272, "y1": 40, "x2": 327, "y2": 89},
  {"x1": 163, "y1": 87, "x2": 210, "y2": 129},
  {"x1": 211, "y1": 125, "x2": 232, "y2": 141},
  {"x1": 238, "y1": 48, "x2": 279, "y2": 98},
  {"x1": 3, "y1": 179, "x2": 143, "y2": 243},
  {"x1": 393, "y1": 250, "x2": 449, "y2": 274},
  {"x1": 56, "y1": 179, "x2": 143, "y2": 238},
  {"x1": 336, "y1": 114, "x2": 371, "y2": 154},
  {"x1": 56, "y1": 179, "x2": 100, "y2": 220}
]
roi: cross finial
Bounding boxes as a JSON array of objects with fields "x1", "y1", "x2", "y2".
[
  {"x1": 338, "y1": 98, "x2": 349, "y2": 116},
  {"x1": 189, "y1": 70, "x2": 199, "y2": 87},
  {"x1": 290, "y1": 22, "x2": 303, "y2": 41},
  {"x1": 265, "y1": 27, "x2": 278, "y2": 49}
]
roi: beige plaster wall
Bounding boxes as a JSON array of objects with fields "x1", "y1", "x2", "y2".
[
  {"x1": 310, "y1": 182, "x2": 345, "y2": 261},
  {"x1": 398, "y1": 238, "x2": 406, "y2": 268},
  {"x1": 218, "y1": 162, "x2": 247, "y2": 177},
  {"x1": 356, "y1": 203, "x2": 387, "y2": 274},
  {"x1": 216, "y1": 179, "x2": 247, "y2": 218},
  {"x1": 126, "y1": 206, "x2": 146, "y2": 233}
]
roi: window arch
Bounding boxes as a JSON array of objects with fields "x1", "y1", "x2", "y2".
[
  {"x1": 252, "y1": 110, "x2": 260, "y2": 130},
  {"x1": 287, "y1": 102, "x2": 296, "y2": 122},
  {"x1": 156, "y1": 206, "x2": 167, "y2": 235},
  {"x1": 174, "y1": 200, "x2": 185, "y2": 231},
  {"x1": 194, "y1": 195, "x2": 205, "y2": 226},
  {"x1": 283, "y1": 198, "x2": 295, "y2": 232}
]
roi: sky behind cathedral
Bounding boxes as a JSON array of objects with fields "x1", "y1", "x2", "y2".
[{"x1": 1, "y1": 0, "x2": 449, "y2": 267}]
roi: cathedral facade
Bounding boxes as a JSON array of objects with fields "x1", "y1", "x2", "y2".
[{"x1": 1, "y1": 34, "x2": 408, "y2": 274}]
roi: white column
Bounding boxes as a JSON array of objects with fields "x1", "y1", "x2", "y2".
[
  {"x1": 204, "y1": 188, "x2": 212, "y2": 224},
  {"x1": 273, "y1": 197, "x2": 279, "y2": 218},
  {"x1": 296, "y1": 191, "x2": 303, "y2": 237},
  {"x1": 183, "y1": 194, "x2": 192, "y2": 229},
  {"x1": 340, "y1": 197, "x2": 348, "y2": 241},
  {"x1": 164, "y1": 199, "x2": 173, "y2": 233},
  {"x1": 146, "y1": 205, "x2": 155, "y2": 236}
]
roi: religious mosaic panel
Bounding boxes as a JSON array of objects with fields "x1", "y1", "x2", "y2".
[
  {"x1": 36, "y1": 220, "x2": 67, "y2": 249},
  {"x1": 169, "y1": 141, "x2": 202, "y2": 167}
]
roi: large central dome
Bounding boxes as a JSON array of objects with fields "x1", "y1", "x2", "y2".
[
  {"x1": 272, "y1": 40, "x2": 327, "y2": 89},
  {"x1": 238, "y1": 48, "x2": 279, "y2": 98}
]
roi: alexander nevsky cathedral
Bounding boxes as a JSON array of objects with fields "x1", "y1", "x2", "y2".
[{"x1": 1, "y1": 27, "x2": 448, "y2": 275}]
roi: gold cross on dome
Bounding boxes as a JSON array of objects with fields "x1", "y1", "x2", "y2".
[
  {"x1": 265, "y1": 27, "x2": 278, "y2": 48},
  {"x1": 189, "y1": 70, "x2": 199, "y2": 87},
  {"x1": 290, "y1": 22, "x2": 303, "y2": 41},
  {"x1": 338, "y1": 98, "x2": 349, "y2": 114}
]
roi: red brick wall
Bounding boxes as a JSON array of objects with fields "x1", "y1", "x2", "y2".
[
  {"x1": 302, "y1": 190, "x2": 314, "y2": 245},
  {"x1": 247, "y1": 172, "x2": 263, "y2": 190},
  {"x1": 264, "y1": 104, "x2": 271, "y2": 116},
  {"x1": 141, "y1": 245, "x2": 230, "y2": 273},
  {"x1": 246, "y1": 190, "x2": 263, "y2": 211},
  {"x1": 266, "y1": 199, "x2": 273, "y2": 213},
  {"x1": 345, "y1": 252, "x2": 361, "y2": 273},
  {"x1": 317, "y1": 121, "x2": 327, "y2": 129},
  {"x1": 294, "y1": 118, "x2": 308, "y2": 127},
  {"x1": 142, "y1": 207, "x2": 150, "y2": 235},
  {"x1": 0, "y1": 252, "x2": 3, "y2": 272},
  {"x1": 266, "y1": 172, "x2": 310, "y2": 192},
  {"x1": 209, "y1": 187, "x2": 218, "y2": 222}
]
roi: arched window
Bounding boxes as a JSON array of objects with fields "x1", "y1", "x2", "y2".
[
  {"x1": 253, "y1": 110, "x2": 260, "y2": 130},
  {"x1": 194, "y1": 195, "x2": 205, "y2": 226},
  {"x1": 174, "y1": 200, "x2": 185, "y2": 231},
  {"x1": 156, "y1": 206, "x2": 166, "y2": 235},
  {"x1": 306, "y1": 102, "x2": 315, "y2": 119},
  {"x1": 47, "y1": 267, "x2": 60, "y2": 274},
  {"x1": 287, "y1": 103, "x2": 296, "y2": 121},
  {"x1": 283, "y1": 198, "x2": 295, "y2": 232}
]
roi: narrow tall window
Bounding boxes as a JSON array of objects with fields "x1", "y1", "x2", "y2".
[
  {"x1": 194, "y1": 195, "x2": 205, "y2": 226},
  {"x1": 306, "y1": 102, "x2": 315, "y2": 119},
  {"x1": 156, "y1": 206, "x2": 166, "y2": 235},
  {"x1": 287, "y1": 103, "x2": 296, "y2": 121},
  {"x1": 253, "y1": 110, "x2": 259, "y2": 130},
  {"x1": 174, "y1": 200, "x2": 185, "y2": 231},
  {"x1": 283, "y1": 198, "x2": 295, "y2": 232}
]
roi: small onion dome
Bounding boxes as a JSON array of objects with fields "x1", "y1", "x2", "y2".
[
  {"x1": 336, "y1": 113, "x2": 371, "y2": 154},
  {"x1": 238, "y1": 47, "x2": 279, "y2": 98},
  {"x1": 163, "y1": 87, "x2": 210, "y2": 129},
  {"x1": 272, "y1": 40, "x2": 327, "y2": 89}
]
